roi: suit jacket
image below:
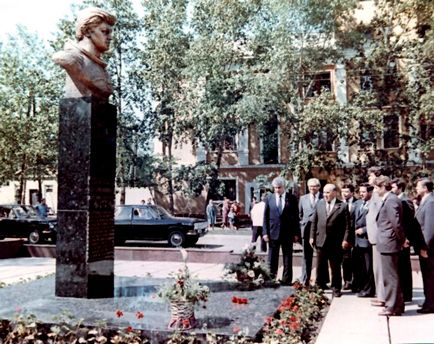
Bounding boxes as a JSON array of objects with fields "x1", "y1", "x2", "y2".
[
  {"x1": 376, "y1": 192, "x2": 405, "y2": 254},
  {"x1": 263, "y1": 192, "x2": 300, "y2": 241},
  {"x1": 353, "y1": 200, "x2": 370, "y2": 248},
  {"x1": 415, "y1": 193, "x2": 434, "y2": 252},
  {"x1": 366, "y1": 192, "x2": 381, "y2": 244},
  {"x1": 400, "y1": 196, "x2": 426, "y2": 252},
  {"x1": 299, "y1": 193, "x2": 323, "y2": 239},
  {"x1": 310, "y1": 198, "x2": 352, "y2": 248}
]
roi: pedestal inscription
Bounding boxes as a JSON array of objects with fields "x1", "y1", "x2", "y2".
[{"x1": 55, "y1": 97, "x2": 116, "y2": 298}]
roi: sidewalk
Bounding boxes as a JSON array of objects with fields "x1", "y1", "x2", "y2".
[{"x1": 1, "y1": 256, "x2": 433, "y2": 343}]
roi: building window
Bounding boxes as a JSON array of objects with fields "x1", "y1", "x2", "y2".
[
  {"x1": 360, "y1": 71, "x2": 373, "y2": 91},
  {"x1": 223, "y1": 135, "x2": 237, "y2": 151},
  {"x1": 383, "y1": 114, "x2": 400, "y2": 149},
  {"x1": 220, "y1": 179, "x2": 237, "y2": 201},
  {"x1": 261, "y1": 114, "x2": 279, "y2": 164},
  {"x1": 305, "y1": 72, "x2": 332, "y2": 97},
  {"x1": 420, "y1": 118, "x2": 434, "y2": 142},
  {"x1": 208, "y1": 178, "x2": 237, "y2": 202},
  {"x1": 211, "y1": 135, "x2": 237, "y2": 151}
]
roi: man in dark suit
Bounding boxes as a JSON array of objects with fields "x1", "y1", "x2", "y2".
[
  {"x1": 310, "y1": 183, "x2": 352, "y2": 297},
  {"x1": 263, "y1": 176, "x2": 300, "y2": 285},
  {"x1": 341, "y1": 184, "x2": 361, "y2": 291},
  {"x1": 415, "y1": 178, "x2": 434, "y2": 314},
  {"x1": 391, "y1": 178, "x2": 427, "y2": 302},
  {"x1": 352, "y1": 183, "x2": 375, "y2": 297},
  {"x1": 374, "y1": 176, "x2": 405, "y2": 316},
  {"x1": 299, "y1": 178, "x2": 323, "y2": 286}
]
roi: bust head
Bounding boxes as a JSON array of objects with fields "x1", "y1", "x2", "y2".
[
  {"x1": 75, "y1": 8, "x2": 116, "y2": 55},
  {"x1": 52, "y1": 7, "x2": 117, "y2": 100}
]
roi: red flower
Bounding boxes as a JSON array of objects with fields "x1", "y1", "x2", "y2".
[
  {"x1": 265, "y1": 316, "x2": 273, "y2": 324},
  {"x1": 233, "y1": 325, "x2": 241, "y2": 333},
  {"x1": 292, "y1": 305, "x2": 299, "y2": 312},
  {"x1": 275, "y1": 328, "x2": 284, "y2": 335},
  {"x1": 115, "y1": 309, "x2": 124, "y2": 318},
  {"x1": 136, "y1": 311, "x2": 144, "y2": 319},
  {"x1": 182, "y1": 319, "x2": 190, "y2": 327},
  {"x1": 232, "y1": 296, "x2": 249, "y2": 304},
  {"x1": 290, "y1": 321, "x2": 300, "y2": 331},
  {"x1": 125, "y1": 326, "x2": 133, "y2": 332}
]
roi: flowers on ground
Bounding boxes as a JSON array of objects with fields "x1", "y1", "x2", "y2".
[
  {"x1": 224, "y1": 245, "x2": 272, "y2": 289},
  {"x1": 261, "y1": 283, "x2": 329, "y2": 343},
  {"x1": 158, "y1": 263, "x2": 209, "y2": 305},
  {"x1": 231, "y1": 296, "x2": 249, "y2": 304}
]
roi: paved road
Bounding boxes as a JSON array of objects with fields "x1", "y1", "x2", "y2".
[{"x1": 0, "y1": 233, "x2": 433, "y2": 343}]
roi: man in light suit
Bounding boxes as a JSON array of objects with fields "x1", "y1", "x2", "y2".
[
  {"x1": 374, "y1": 176, "x2": 405, "y2": 316},
  {"x1": 366, "y1": 167, "x2": 386, "y2": 307},
  {"x1": 310, "y1": 183, "x2": 352, "y2": 297},
  {"x1": 415, "y1": 178, "x2": 434, "y2": 314},
  {"x1": 263, "y1": 176, "x2": 300, "y2": 285},
  {"x1": 299, "y1": 178, "x2": 322, "y2": 286}
]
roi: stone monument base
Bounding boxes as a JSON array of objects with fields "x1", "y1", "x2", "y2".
[{"x1": 55, "y1": 97, "x2": 116, "y2": 298}]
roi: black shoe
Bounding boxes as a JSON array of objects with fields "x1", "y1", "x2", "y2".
[
  {"x1": 279, "y1": 280, "x2": 293, "y2": 286},
  {"x1": 333, "y1": 289, "x2": 342, "y2": 297},
  {"x1": 343, "y1": 282, "x2": 352, "y2": 290},
  {"x1": 357, "y1": 292, "x2": 374, "y2": 298},
  {"x1": 316, "y1": 284, "x2": 328, "y2": 290},
  {"x1": 417, "y1": 308, "x2": 434, "y2": 314}
]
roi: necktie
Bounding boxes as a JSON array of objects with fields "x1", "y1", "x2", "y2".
[
  {"x1": 278, "y1": 195, "x2": 282, "y2": 214},
  {"x1": 327, "y1": 202, "x2": 332, "y2": 215},
  {"x1": 311, "y1": 195, "x2": 316, "y2": 207}
]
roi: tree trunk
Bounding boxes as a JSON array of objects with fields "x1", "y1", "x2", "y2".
[{"x1": 167, "y1": 131, "x2": 175, "y2": 213}]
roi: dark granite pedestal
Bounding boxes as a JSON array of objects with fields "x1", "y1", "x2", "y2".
[{"x1": 56, "y1": 97, "x2": 117, "y2": 298}]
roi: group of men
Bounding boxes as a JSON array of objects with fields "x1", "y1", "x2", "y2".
[{"x1": 256, "y1": 171, "x2": 434, "y2": 316}]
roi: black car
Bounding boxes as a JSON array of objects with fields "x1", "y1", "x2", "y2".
[
  {"x1": 0, "y1": 204, "x2": 57, "y2": 244},
  {"x1": 115, "y1": 204, "x2": 208, "y2": 247}
]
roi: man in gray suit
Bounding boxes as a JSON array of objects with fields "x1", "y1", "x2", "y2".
[
  {"x1": 374, "y1": 176, "x2": 405, "y2": 316},
  {"x1": 263, "y1": 176, "x2": 300, "y2": 285},
  {"x1": 366, "y1": 167, "x2": 386, "y2": 307},
  {"x1": 415, "y1": 178, "x2": 434, "y2": 313},
  {"x1": 352, "y1": 183, "x2": 375, "y2": 297},
  {"x1": 299, "y1": 178, "x2": 322, "y2": 286},
  {"x1": 310, "y1": 183, "x2": 352, "y2": 297},
  {"x1": 391, "y1": 178, "x2": 427, "y2": 302}
]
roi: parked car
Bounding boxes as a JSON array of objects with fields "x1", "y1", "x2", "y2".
[
  {"x1": 0, "y1": 204, "x2": 57, "y2": 244},
  {"x1": 115, "y1": 204, "x2": 208, "y2": 247}
]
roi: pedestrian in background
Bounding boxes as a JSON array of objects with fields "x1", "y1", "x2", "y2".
[
  {"x1": 206, "y1": 199, "x2": 217, "y2": 231},
  {"x1": 250, "y1": 194, "x2": 267, "y2": 252},
  {"x1": 222, "y1": 197, "x2": 230, "y2": 229},
  {"x1": 35, "y1": 198, "x2": 48, "y2": 219}
]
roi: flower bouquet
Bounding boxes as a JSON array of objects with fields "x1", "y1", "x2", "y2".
[
  {"x1": 158, "y1": 249, "x2": 209, "y2": 329},
  {"x1": 224, "y1": 244, "x2": 272, "y2": 289}
]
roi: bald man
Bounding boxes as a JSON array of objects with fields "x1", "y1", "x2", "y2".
[{"x1": 310, "y1": 183, "x2": 352, "y2": 297}]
